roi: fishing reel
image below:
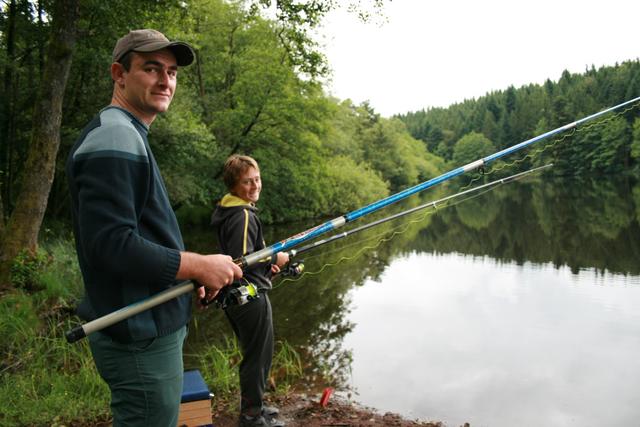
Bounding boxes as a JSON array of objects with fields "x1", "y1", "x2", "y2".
[
  {"x1": 280, "y1": 261, "x2": 305, "y2": 277},
  {"x1": 203, "y1": 282, "x2": 260, "y2": 310},
  {"x1": 201, "y1": 261, "x2": 304, "y2": 309}
]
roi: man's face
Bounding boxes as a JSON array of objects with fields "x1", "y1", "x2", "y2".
[
  {"x1": 114, "y1": 49, "x2": 178, "y2": 123},
  {"x1": 232, "y1": 167, "x2": 262, "y2": 204}
]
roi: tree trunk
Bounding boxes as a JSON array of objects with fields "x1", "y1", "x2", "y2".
[
  {"x1": 1, "y1": 0, "x2": 17, "y2": 225},
  {"x1": 0, "y1": 0, "x2": 79, "y2": 290}
]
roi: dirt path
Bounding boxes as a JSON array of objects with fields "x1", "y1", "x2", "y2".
[{"x1": 211, "y1": 392, "x2": 456, "y2": 427}]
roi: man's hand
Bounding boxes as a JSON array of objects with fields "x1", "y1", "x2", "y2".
[
  {"x1": 194, "y1": 285, "x2": 207, "y2": 309},
  {"x1": 177, "y1": 252, "x2": 243, "y2": 298}
]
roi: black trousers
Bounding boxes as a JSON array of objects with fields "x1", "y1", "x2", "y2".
[{"x1": 225, "y1": 292, "x2": 274, "y2": 415}]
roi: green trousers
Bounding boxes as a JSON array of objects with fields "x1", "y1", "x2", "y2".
[{"x1": 88, "y1": 326, "x2": 187, "y2": 427}]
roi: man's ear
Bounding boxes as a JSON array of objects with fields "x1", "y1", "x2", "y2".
[{"x1": 111, "y1": 62, "x2": 126, "y2": 86}]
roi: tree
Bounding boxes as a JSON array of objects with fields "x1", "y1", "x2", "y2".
[
  {"x1": 633, "y1": 184, "x2": 640, "y2": 225},
  {"x1": 589, "y1": 116, "x2": 630, "y2": 174},
  {"x1": 0, "y1": 0, "x2": 79, "y2": 288},
  {"x1": 0, "y1": 0, "x2": 17, "y2": 227},
  {"x1": 0, "y1": 0, "x2": 396, "y2": 288},
  {"x1": 251, "y1": 0, "x2": 388, "y2": 78},
  {"x1": 452, "y1": 131, "x2": 495, "y2": 166},
  {"x1": 399, "y1": 60, "x2": 640, "y2": 177},
  {"x1": 1, "y1": 0, "x2": 51, "y2": 224},
  {"x1": 631, "y1": 117, "x2": 640, "y2": 163}
]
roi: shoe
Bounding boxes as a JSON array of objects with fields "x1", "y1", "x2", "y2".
[
  {"x1": 262, "y1": 405, "x2": 279, "y2": 418},
  {"x1": 239, "y1": 414, "x2": 285, "y2": 427}
]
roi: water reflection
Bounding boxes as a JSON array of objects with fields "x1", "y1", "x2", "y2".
[
  {"x1": 183, "y1": 175, "x2": 640, "y2": 425},
  {"x1": 344, "y1": 253, "x2": 640, "y2": 426}
]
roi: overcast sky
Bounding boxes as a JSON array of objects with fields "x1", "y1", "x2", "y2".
[{"x1": 315, "y1": 0, "x2": 640, "y2": 117}]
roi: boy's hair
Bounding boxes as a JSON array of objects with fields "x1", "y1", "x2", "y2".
[{"x1": 223, "y1": 155, "x2": 260, "y2": 190}]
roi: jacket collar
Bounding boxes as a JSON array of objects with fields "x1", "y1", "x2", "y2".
[{"x1": 219, "y1": 193, "x2": 254, "y2": 208}]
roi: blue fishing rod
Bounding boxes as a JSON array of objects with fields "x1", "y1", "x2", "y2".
[
  {"x1": 237, "y1": 95, "x2": 640, "y2": 268},
  {"x1": 279, "y1": 163, "x2": 554, "y2": 277},
  {"x1": 65, "y1": 96, "x2": 640, "y2": 343}
]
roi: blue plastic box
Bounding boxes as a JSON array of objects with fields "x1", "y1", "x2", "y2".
[{"x1": 178, "y1": 370, "x2": 213, "y2": 427}]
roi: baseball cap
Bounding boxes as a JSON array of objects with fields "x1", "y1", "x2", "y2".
[{"x1": 112, "y1": 29, "x2": 195, "y2": 66}]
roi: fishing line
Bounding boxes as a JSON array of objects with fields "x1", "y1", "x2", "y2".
[
  {"x1": 458, "y1": 99, "x2": 639, "y2": 191},
  {"x1": 292, "y1": 183, "x2": 501, "y2": 263},
  {"x1": 66, "y1": 97, "x2": 640, "y2": 343},
  {"x1": 274, "y1": 173, "x2": 532, "y2": 286},
  {"x1": 274, "y1": 99, "x2": 640, "y2": 286}
]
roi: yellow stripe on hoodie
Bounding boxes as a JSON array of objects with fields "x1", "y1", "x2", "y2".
[
  {"x1": 219, "y1": 194, "x2": 254, "y2": 256},
  {"x1": 242, "y1": 209, "x2": 249, "y2": 254}
]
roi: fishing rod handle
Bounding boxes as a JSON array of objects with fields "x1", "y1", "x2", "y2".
[
  {"x1": 65, "y1": 325, "x2": 87, "y2": 343},
  {"x1": 198, "y1": 256, "x2": 259, "y2": 307},
  {"x1": 65, "y1": 281, "x2": 196, "y2": 343}
]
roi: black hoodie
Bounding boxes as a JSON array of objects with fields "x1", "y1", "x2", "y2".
[{"x1": 210, "y1": 194, "x2": 275, "y2": 291}]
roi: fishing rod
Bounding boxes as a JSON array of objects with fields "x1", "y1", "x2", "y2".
[
  {"x1": 66, "y1": 169, "x2": 530, "y2": 345},
  {"x1": 65, "y1": 96, "x2": 639, "y2": 343},
  {"x1": 64, "y1": 166, "x2": 547, "y2": 343},
  {"x1": 280, "y1": 164, "x2": 553, "y2": 275},
  {"x1": 236, "y1": 95, "x2": 640, "y2": 268}
]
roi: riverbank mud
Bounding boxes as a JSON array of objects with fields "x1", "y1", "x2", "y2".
[{"x1": 211, "y1": 391, "x2": 457, "y2": 427}]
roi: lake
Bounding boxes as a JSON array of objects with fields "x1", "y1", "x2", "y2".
[{"x1": 184, "y1": 173, "x2": 640, "y2": 426}]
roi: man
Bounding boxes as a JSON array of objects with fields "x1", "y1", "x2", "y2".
[{"x1": 66, "y1": 29, "x2": 242, "y2": 426}]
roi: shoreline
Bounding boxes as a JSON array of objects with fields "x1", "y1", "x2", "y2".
[{"x1": 211, "y1": 391, "x2": 450, "y2": 427}]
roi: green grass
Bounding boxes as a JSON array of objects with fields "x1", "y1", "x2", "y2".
[
  {"x1": 0, "y1": 292, "x2": 110, "y2": 426},
  {"x1": 0, "y1": 238, "x2": 307, "y2": 426},
  {"x1": 271, "y1": 340, "x2": 304, "y2": 393},
  {"x1": 196, "y1": 337, "x2": 304, "y2": 407},
  {"x1": 35, "y1": 239, "x2": 84, "y2": 301},
  {"x1": 0, "y1": 240, "x2": 110, "y2": 426},
  {"x1": 197, "y1": 336, "x2": 243, "y2": 396}
]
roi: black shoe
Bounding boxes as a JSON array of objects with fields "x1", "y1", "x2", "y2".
[{"x1": 239, "y1": 414, "x2": 285, "y2": 427}]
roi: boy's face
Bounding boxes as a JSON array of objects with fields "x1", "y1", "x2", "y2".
[{"x1": 232, "y1": 167, "x2": 262, "y2": 203}]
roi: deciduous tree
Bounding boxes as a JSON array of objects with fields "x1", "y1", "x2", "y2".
[{"x1": 0, "y1": 0, "x2": 79, "y2": 288}]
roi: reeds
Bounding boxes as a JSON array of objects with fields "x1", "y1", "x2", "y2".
[{"x1": 195, "y1": 337, "x2": 304, "y2": 402}]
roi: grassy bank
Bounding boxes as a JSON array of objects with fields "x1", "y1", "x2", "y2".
[{"x1": 0, "y1": 240, "x2": 304, "y2": 426}]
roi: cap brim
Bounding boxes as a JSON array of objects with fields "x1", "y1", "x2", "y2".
[{"x1": 134, "y1": 41, "x2": 195, "y2": 66}]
